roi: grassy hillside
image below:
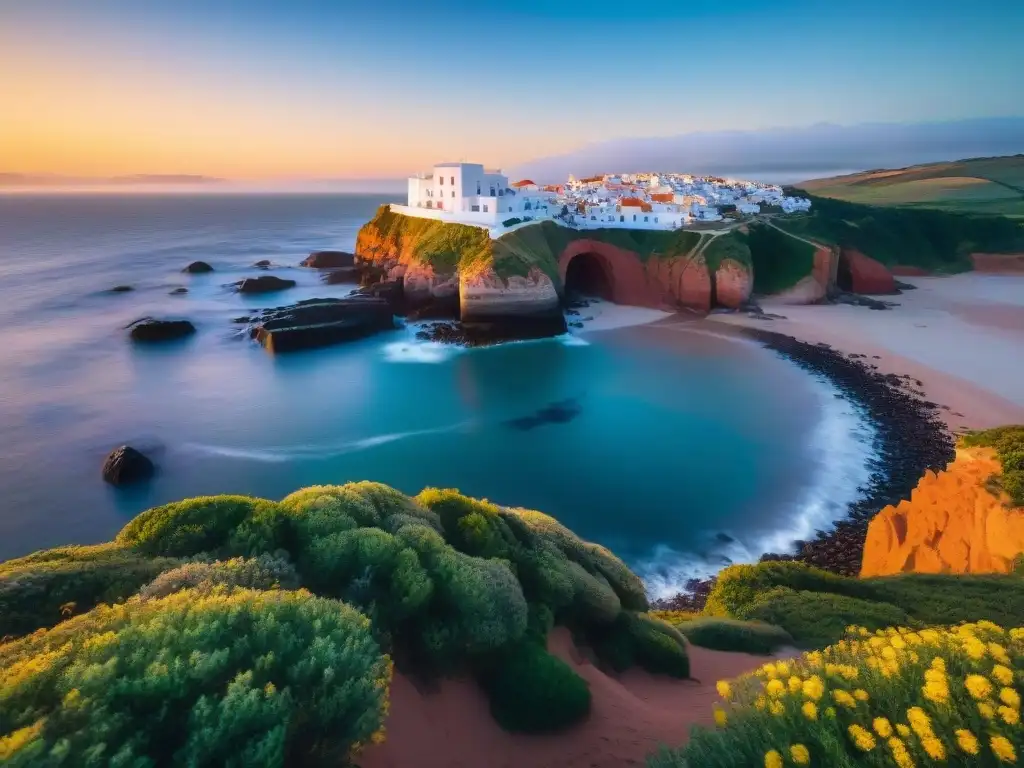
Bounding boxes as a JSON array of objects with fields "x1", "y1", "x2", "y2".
[
  {"x1": 774, "y1": 193, "x2": 1024, "y2": 272},
  {"x1": 743, "y1": 224, "x2": 819, "y2": 293},
  {"x1": 801, "y1": 155, "x2": 1024, "y2": 217},
  {"x1": 356, "y1": 207, "x2": 748, "y2": 284}
]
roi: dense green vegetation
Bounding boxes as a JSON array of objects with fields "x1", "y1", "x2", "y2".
[
  {"x1": 776, "y1": 193, "x2": 1024, "y2": 272},
  {"x1": 701, "y1": 231, "x2": 752, "y2": 273},
  {"x1": 357, "y1": 207, "x2": 749, "y2": 285},
  {"x1": 673, "y1": 617, "x2": 795, "y2": 655},
  {"x1": 0, "y1": 543, "x2": 179, "y2": 639},
  {"x1": 703, "y1": 561, "x2": 1024, "y2": 647},
  {"x1": 0, "y1": 482, "x2": 692, "y2": 762},
  {"x1": 0, "y1": 588, "x2": 390, "y2": 766},
  {"x1": 961, "y1": 425, "x2": 1024, "y2": 506},
  {"x1": 744, "y1": 223, "x2": 818, "y2": 293}
]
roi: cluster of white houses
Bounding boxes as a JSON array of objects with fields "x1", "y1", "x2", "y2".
[{"x1": 395, "y1": 162, "x2": 812, "y2": 233}]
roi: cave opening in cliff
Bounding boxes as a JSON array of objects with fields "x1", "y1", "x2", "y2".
[
  {"x1": 837, "y1": 253, "x2": 854, "y2": 292},
  {"x1": 564, "y1": 253, "x2": 614, "y2": 301}
]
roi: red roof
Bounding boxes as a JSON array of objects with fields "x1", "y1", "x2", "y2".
[
  {"x1": 511, "y1": 179, "x2": 536, "y2": 188},
  {"x1": 650, "y1": 193, "x2": 675, "y2": 203},
  {"x1": 620, "y1": 197, "x2": 653, "y2": 212}
]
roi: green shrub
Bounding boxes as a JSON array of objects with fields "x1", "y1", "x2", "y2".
[
  {"x1": 587, "y1": 612, "x2": 689, "y2": 678},
  {"x1": 745, "y1": 588, "x2": 910, "y2": 648},
  {"x1": 416, "y1": 488, "x2": 515, "y2": 559},
  {"x1": 0, "y1": 543, "x2": 178, "y2": 639},
  {"x1": 116, "y1": 495, "x2": 287, "y2": 557},
  {"x1": 482, "y1": 641, "x2": 591, "y2": 733},
  {"x1": 0, "y1": 588, "x2": 390, "y2": 767},
  {"x1": 866, "y1": 572, "x2": 1024, "y2": 629},
  {"x1": 676, "y1": 617, "x2": 794, "y2": 655},
  {"x1": 138, "y1": 554, "x2": 299, "y2": 600},
  {"x1": 961, "y1": 424, "x2": 1024, "y2": 506}
]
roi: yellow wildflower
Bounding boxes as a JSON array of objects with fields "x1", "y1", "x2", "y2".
[
  {"x1": 848, "y1": 724, "x2": 876, "y2": 752},
  {"x1": 801, "y1": 701, "x2": 817, "y2": 721},
  {"x1": 832, "y1": 689, "x2": 857, "y2": 708},
  {"x1": 920, "y1": 629, "x2": 941, "y2": 643},
  {"x1": 890, "y1": 635, "x2": 907, "y2": 649},
  {"x1": 888, "y1": 737, "x2": 915, "y2": 768},
  {"x1": 907, "y1": 707, "x2": 933, "y2": 738},
  {"x1": 963, "y1": 637, "x2": 987, "y2": 660},
  {"x1": 769, "y1": 700, "x2": 785, "y2": 716},
  {"x1": 764, "y1": 749, "x2": 783, "y2": 768},
  {"x1": 999, "y1": 686, "x2": 1021, "y2": 708},
  {"x1": 787, "y1": 676, "x2": 802, "y2": 694},
  {"x1": 921, "y1": 735, "x2": 946, "y2": 761},
  {"x1": 881, "y1": 646, "x2": 898, "y2": 661},
  {"x1": 789, "y1": 744, "x2": 810, "y2": 765},
  {"x1": 977, "y1": 620, "x2": 1003, "y2": 633},
  {"x1": 966, "y1": 674, "x2": 994, "y2": 699},
  {"x1": 754, "y1": 695, "x2": 767, "y2": 710},
  {"x1": 765, "y1": 679, "x2": 785, "y2": 697},
  {"x1": 978, "y1": 701, "x2": 996, "y2": 720},
  {"x1": 716, "y1": 680, "x2": 732, "y2": 700},
  {"x1": 998, "y1": 705, "x2": 1019, "y2": 725},
  {"x1": 990, "y1": 735, "x2": 1017, "y2": 763},
  {"x1": 955, "y1": 729, "x2": 980, "y2": 755},
  {"x1": 853, "y1": 688, "x2": 869, "y2": 701},
  {"x1": 713, "y1": 705, "x2": 727, "y2": 727},
  {"x1": 929, "y1": 656, "x2": 946, "y2": 671},
  {"x1": 988, "y1": 642, "x2": 1010, "y2": 664},
  {"x1": 923, "y1": 679, "x2": 949, "y2": 703},
  {"x1": 774, "y1": 661, "x2": 790, "y2": 677},
  {"x1": 896, "y1": 723, "x2": 911, "y2": 737},
  {"x1": 873, "y1": 717, "x2": 893, "y2": 738},
  {"x1": 801, "y1": 676, "x2": 824, "y2": 701},
  {"x1": 924, "y1": 668, "x2": 945, "y2": 683},
  {"x1": 759, "y1": 663, "x2": 777, "y2": 679},
  {"x1": 992, "y1": 664, "x2": 1014, "y2": 686}
]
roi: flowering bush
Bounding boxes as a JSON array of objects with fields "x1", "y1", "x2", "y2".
[
  {"x1": 650, "y1": 621, "x2": 1023, "y2": 767},
  {"x1": 138, "y1": 554, "x2": 300, "y2": 600},
  {"x1": 0, "y1": 588, "x2": 391, "y2": 767}
]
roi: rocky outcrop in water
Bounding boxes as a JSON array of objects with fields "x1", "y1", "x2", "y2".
[
  {"x1": 860, "y1": 447, "x2": 1024, "y2": 576},
  {"x1": 460, "y1": 267, "x2": 560, "y2": 319},
  {"x1": 183, "y1": 261, "x2": 214, "y2": 274},
  {"x1": 128, "y1": 318, "x2": 196, "y2": 343},
  {"x1": 102, "y1": 445, "x2": 154, "y2": 486},
  {"x1": 301, "y1": 250, "x2": 355, "y2": 268},
  {"x1": 109, "y1": 285, "x2": 134, "y2": 293},
  {"x1": 247, "y1": 297, "x2": 395, "y2": 352},
  {"x1": 234, "y1": 275, "x2": 297, "y2": 294}
]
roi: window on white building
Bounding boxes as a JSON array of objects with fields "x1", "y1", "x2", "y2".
[
  {"x1": 451, "y1": 191, "x2": 455, "y2": 197},
  {"x1": 483, "y1": 204, "x2": 488, "y2": 212},
  {"x1": 477, "y1": 183, "x2": 481, "y2": 194},
  {"x1": 490, "y1": 187, "x2": 495, "y2": 196},
  {"x1": 633, "y1": 214, "x2": 637, "y2": 221},
  {"x1": 644, "y1": 216, "x2": 649, "y2": 222},
  {"x1": 440, "y1": 177, "x2": 444, "y2": 185},
  {"x1": 471, "y1": 205, "x2": 480, "y2": 212},
  {"x1": 654, "y1": 217, "x2": 659, "y2": 223},
  {"x1": 450, "y1": 176, "x2": 455, "y2": 185}
]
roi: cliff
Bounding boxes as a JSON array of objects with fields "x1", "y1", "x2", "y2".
[
  {"x1": 860, "y1": 446, "x2": 1024, "y2": 577},
  {"x1": 354, "y1": 207, "x2": 754, "y2": 318}
]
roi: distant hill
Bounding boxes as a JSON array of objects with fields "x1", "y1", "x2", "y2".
[
  {"x1": 799, "y1": 155, "x2": 1024, "y2": 217},
  {"x1": 0, "y1": 173, "x2": 225, "y2": 187}
]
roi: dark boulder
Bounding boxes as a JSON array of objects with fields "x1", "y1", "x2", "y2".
[
  {"x1": 183, "y1": 261, "x2": 214, "y2": 274},
  {"x1": 415, "y1": 310, "x2": 567, "y2": 347},
  {"x1": 102, "y1": 445, "x2": 154, "y2": 486},
  {"x1": 128, "y1": 317, "x2": 196, "y2": 342},
  {"x1": 234, "y1": 275, "x2": 297, "y2": 294},
  {"x1": 320, "y1": 267, "x2": 363, "y2": 285},
  {"x1": 301, "y1": 250, "x2": 355, "y2": 268},
  {"x1": 350, "y1": 278, "x2": 407, "y2": 313},
  {"x1": 253, "y1": 259, "x2": 272, "y2": 268},
  {"x1": 169, "y1": 287, "x2": 188, "y2": 295},
  {"x1": 109, "y1": 285, "x2": 134, "y2": 293},
  {"x1": 250, "y1": 297, "x2": 395, "y2": 353}
]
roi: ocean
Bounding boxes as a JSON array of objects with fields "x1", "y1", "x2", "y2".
[{"x1": 0, "y1": 193, "x2": 875, "y2": 595}]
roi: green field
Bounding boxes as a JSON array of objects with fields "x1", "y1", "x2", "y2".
[{"x1": 800, "y1": 155, "x2": 1024, "y2": 217}]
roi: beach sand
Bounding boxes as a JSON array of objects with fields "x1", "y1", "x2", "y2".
[{"x1": 694, "y1": 274, "x2": 1024, "y2": 432}]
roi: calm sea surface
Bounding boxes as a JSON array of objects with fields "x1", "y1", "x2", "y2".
[{"x1": 0, "y1": 193, "x2": 874, "y2": 594}]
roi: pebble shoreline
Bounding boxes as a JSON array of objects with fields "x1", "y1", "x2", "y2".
[{"x1": 653, "y1": 327, "x2": 956, "y2": 611}]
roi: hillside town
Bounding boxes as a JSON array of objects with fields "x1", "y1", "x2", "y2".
[{"x1": 396, "y1": 162, "x2": 812, "y2": 234}]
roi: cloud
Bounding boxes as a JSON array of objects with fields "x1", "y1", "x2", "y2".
[{"x1": 509, "y1": 117, "x2": 1024, "y2": 184}]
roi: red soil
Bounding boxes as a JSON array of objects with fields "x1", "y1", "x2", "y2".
[
  {"x1": 840, "y1": 248, "x2": 896, "y2": 294},
  {"x1": 971, "y1": 253, "x2": 1024, "y2": 273},
  {"x1": 358, "y1": 628, "x2": 778, "y2": 768}
]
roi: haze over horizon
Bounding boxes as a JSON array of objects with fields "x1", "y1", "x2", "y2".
[{"x1": 4, "y1": 0, "x2": 1023, "y2": 186}]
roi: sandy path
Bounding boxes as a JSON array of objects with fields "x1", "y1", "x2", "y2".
[
  {"x1": 358, "y1": 628, "x2": 782, "y2": 768},
  {"x1": 704, "y1": 274, "x2": 1024, "y2": 432}
]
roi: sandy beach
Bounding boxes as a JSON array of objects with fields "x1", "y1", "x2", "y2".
[{"x1": 664, "y1": 274, "x2": 1024, "y2": 433}]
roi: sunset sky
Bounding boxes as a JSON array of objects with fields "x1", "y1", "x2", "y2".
[{"x1": 3, "y1": 0, "x2": 1023, "y2": 180}]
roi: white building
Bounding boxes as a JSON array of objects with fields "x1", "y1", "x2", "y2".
[{"x1": 407, "y1": 162, "x2": 509, "y2": 215}]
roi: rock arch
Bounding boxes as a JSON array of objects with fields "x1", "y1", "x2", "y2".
[{"x1": 557, "y1": 239, "x2": 712, "y2": 311}]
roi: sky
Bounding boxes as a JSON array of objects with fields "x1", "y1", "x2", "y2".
[{"x1": 2, "y1": 0, "x2": 1023, "y2": 181}]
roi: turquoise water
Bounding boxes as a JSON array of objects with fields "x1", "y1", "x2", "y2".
[{"x1": 0, "y1": 194, "x2": 874, "y2": 594}]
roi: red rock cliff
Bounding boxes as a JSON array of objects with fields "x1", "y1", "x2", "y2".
[
  {"x1": 860, "y1": 447, "x2": 1024, "y2": 577},
  {"x1": 840, "y1": 248, "x2": 896, "y2": 294}
]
